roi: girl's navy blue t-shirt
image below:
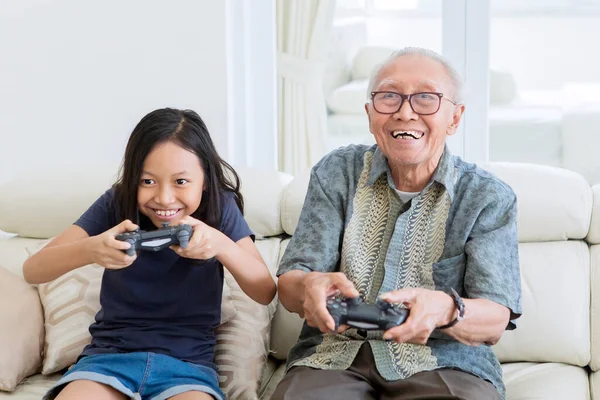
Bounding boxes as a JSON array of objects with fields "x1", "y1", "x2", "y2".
[{"x1": 73, "y1": 188, "x2": 253, "y2": 370}]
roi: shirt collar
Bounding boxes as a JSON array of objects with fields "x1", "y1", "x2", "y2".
[
  {"x1": 367, "y1": 146, "x2": 389, "y2": 186},
  {"x1": 367, "y1": 144, "x2": 456, "y2": 201}
]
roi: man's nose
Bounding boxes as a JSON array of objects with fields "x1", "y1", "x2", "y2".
[{"x1": 394, "y1": 98, "x2": 418, "y2": 121}]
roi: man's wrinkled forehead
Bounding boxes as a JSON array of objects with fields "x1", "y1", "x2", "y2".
[
  {"x1": 374, "y1": 56, "x2": 452, "y2": 92},
  {"x1": 376, "y1": 78, "x2": 441, "y2": 91}
]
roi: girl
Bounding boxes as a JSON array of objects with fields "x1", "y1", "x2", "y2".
[{"x1": 23, "y1": 108, "x2": 277, "y2": 400}]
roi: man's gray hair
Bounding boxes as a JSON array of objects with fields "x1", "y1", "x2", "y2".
[{"x1": 366, "y1": 47, "x2": 464, "y2": 103}]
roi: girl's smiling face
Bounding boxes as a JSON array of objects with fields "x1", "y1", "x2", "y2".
[{"x1": 137, "y1": 141, "x2": 205, "y2": 228}]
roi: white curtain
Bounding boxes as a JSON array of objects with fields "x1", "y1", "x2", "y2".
[{"x1": 277, "y1": 0, "x2": 337, "y2": 175}]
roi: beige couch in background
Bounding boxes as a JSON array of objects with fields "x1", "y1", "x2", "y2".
[{"x1": 0, "y1": 161, "x2": 599, "y2": 399}]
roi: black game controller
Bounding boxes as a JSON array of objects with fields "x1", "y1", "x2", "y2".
[
  {"x1": 326, "y1": 296, "x2": 409, "y2": 331},
  {"x1": 115, "y1": 223, "x2": 193, "y2": 256}
]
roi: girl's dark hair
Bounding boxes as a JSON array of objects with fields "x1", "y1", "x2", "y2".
[{"x1": 114, "y1": 108, "x2": 243, "y2": 229}]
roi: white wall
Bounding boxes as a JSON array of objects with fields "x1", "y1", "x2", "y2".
[{"x1": 0, "y1": 0, "x2": 276, "y2": 186}]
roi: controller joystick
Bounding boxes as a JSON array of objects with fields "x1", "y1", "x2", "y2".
[{"x1": 346, "y1": 296, "x2": 363, "y2": 306}]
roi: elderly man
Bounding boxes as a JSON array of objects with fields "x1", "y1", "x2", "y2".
[{"x1": 271, "y1": 47, "x2": 521, "y2": 400}]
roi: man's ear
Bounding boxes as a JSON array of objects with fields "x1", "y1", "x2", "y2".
[
  {"x1": 365, "y1": 103, "x2": 375, "y2": 135},
  {"x1": 446, "y1": 104, "x2": 465, "y2": 136}
]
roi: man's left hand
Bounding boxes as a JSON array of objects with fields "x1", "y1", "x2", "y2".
[{"x1": 380, "y1": 288, "x2": 455, "y2": 345}]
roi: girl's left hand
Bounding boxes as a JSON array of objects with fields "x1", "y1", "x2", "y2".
[{"x1": 170, "y1": 216, "x2": 228, "y2": 260}]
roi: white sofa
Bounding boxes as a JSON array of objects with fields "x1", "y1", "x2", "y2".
[{"x1": 0, "y1": 161, "x2": 599, "y2": 400}]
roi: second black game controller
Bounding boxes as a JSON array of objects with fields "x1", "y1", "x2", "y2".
[
  {"x1": 115, "y1": 223, "x2": 193, "y2": 256},
  {"x1": 326, "y1": 296, "x2": 409, "y2": 331}
]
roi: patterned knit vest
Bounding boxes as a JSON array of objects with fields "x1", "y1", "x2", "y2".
[{"x1": 292, "y1": 150, "x2": 452, "y2": 381}]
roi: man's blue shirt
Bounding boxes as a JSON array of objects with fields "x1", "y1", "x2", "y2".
[{"x1": 277, "y1": 144, "x2": 522, "y2": 399}]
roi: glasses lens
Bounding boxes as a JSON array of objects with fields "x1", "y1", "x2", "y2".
[
  {"x1": 373, "y1": 92, "x2": 401, "y2": 114},
  {"x1": 410, "y1": 93, "x2": 440, "y2": 114}
]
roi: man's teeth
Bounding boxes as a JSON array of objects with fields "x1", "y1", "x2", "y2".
[
  {"x1": 154, "y1": 209, "x2": 178, "y2": 216},
  {"x1": 392, "y1": 130, "x2": 424, "y2": 139}
]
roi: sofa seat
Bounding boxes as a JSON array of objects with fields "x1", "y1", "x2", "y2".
[
  {"x1": 0, "y1": 364, "x2": 290, "y2": 400},
  {"x1": 2, "y1": 362, "x2": 589, "y2": 400},
  {"x1": 503, "y1": 363, "x2": 590, "y2": 400},
  {"x1": 589, "y1": 371, "x2": 600, "y2": 400},
  {"x1": 258, "y1": 359, "x2": 286, "y2": 400},
  {"x1": 0, "y1": 374, "x2": 61, "y2": 400}
]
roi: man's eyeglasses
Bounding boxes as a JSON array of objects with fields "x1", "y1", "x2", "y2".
[{"x1": 370, "y1": 91, "x2": 457, "y2": 116}]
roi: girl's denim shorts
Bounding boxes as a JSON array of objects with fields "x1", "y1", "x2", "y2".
[{"x1": 43, "y1": 352, "x2": 224, "y2": 400}]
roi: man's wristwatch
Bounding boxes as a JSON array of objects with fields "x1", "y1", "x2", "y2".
[{"x1": 437, "y1": 288, "x2": 465, "y2": 330}]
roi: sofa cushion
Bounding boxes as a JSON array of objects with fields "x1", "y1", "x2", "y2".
[
  {"x1": 590, "y1": 370, "x2": 600, "y2": 400},
  {"x1": 587, "y1": 185, "x2": 600, "y2": 244},
  {"x1": 325, "y1": 79, "x2": 368, "y2": 115},
  {"x1": 36, "y1": 261, "x2": 103, "y2": 375},
  {"x1": 0, "y1": 167, "x2": 293, "y2": 240},
  {"x1": 0, "y1": 168, "x2": 116, "y2": 239},
  {"x1": 258, "y1": 362, "x2": 286, "y2": 400},
  {"x1": 0, "y1": 265, "x2": 44, "y2": 391},
  {"x1": 26, "y1": 240, "x2": 237, "y2": 375},
  {"x1": 482, "y1": 163, "x2": 593, "y2": 242},
  {"x1": 281, "y1": 170, "x2": 311, "y2": 236},
  {"x1": 493, "y1": 241, "x2": 590, "y2": 366},
  {"x1": 590, "y1": 245, "x2": 600, "y2": 371},
  {"x1": 236, "y1": 168, "x2": 293, "y2": 238},
  {"x1": 215, "y1": 238, "x2": 280, "y2": 399},
  {"x1": 269, "y1": 239, "x2": 304, "y2": 360},
  {"x1": 503, "y1": 362, "x2": 590, "y2": 400},
  {"x1": 282, "y1": 163, "x2": 594, "y2": 242},
  {"x1": 0, "y1": 237, "x2": 42, "y2": 279}
]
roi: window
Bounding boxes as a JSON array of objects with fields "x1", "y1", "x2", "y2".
[{"x1": 488, "y1": 0, "x2": 600, "y2": 183}]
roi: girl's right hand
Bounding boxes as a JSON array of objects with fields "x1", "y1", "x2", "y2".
[{"x1": 88, "y1": 219, "x2": 139, "y2": 269}]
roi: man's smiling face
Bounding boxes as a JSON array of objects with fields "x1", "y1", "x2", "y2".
[{"x1": 365, "y1": 54, "x2": 464, "y2": 167}]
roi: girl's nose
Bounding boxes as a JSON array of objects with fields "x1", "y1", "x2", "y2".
[{"x1": 155, "y1": 186, "x2": 175, "y2": 205}]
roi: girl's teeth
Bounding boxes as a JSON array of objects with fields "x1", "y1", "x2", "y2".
[{"x1": 155, "y1": 210, "x2": 177, "y2": 216}]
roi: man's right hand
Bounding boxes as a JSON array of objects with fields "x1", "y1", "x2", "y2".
[
  {"x1": 88, "y1": 219, "x2": 139, "y2": 269},
  {"x1": 301, "y1": 271, "x2": 360, "y2": 333}
]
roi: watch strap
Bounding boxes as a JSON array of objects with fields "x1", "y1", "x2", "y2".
[{"x1": 438, "y1": 288, "x2": 465, "y2": 330}]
